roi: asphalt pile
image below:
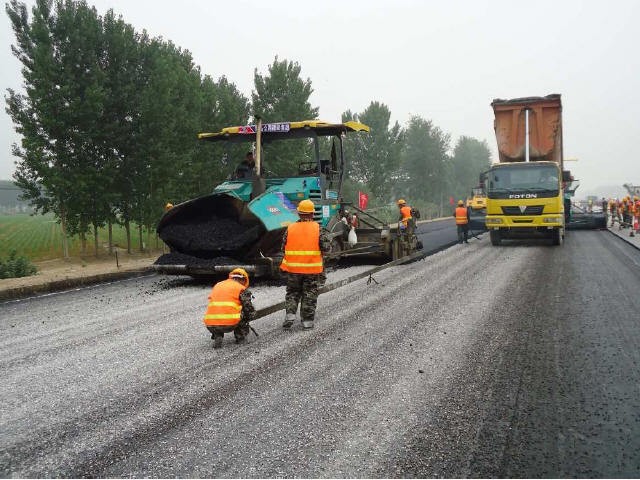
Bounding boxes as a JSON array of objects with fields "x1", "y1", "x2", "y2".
[
  {"x1": 154, "y1": 252, "x2": 241, "y2": 267},
  {"x1": 159, "y1": 215, "x2": 261, "y2": 254}
]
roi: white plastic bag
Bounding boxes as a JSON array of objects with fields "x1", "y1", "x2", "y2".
[{"x1": 348, "y1": 227, "x2": 357, "y2": 246}]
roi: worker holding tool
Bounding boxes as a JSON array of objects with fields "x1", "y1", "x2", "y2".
[
  {"x1": 397, "y1": 199, "x2": 414, "y2": 234},
  {"x1": 455, "y1": 200, "x2": 469, "y2": 244},
  {"x1": 203, "y1": 268, "x2": 256, "y2": 349},
  {"x1": 280, "y1": 199, "x2": 331, "y2": 329}
]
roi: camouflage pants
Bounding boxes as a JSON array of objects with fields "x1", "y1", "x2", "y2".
[
  {"x1": 206, "y1": 320, "x2": 249, "y2": 340},
  {"x1": 285, "y1": 272, "x2": 326, "y2": 321}
]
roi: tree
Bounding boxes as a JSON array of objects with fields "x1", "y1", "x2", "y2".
[
  {"x1": 252, "y1": 57, "x2": 318, "y2": 175},
  {"x1": 342, "y1": 102, "x2": 403, "y2": 204},
  {"x1": 399, "y1": 115, "x2": 451, "y2": 213},
  {"x1": 6, "y1": 0, "x2": 106, "y2": 258},
  {"x1": 450, "y1": 136, "x2": 492, "y2": 201}
]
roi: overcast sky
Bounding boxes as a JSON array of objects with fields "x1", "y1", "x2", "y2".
[{"x1": 1, "y1": 0, "x2": 638, "y2": 195}]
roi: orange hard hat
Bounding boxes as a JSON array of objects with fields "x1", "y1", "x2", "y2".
[
  {"x1": 229, "y1": 268, "x2": 249, "y2": 287},
  {"x1": 165, "y1": 203, "x2": 173, "y2": 210},
  {"x1": 297, "y1": 199, "x2": 315, "y2": 214},
  {"x1": 397, "y1": 199, "x2": 406, "y2": 206}
]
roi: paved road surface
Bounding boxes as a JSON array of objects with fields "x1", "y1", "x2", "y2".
[{"x1": 1, "y1": 230, "x2": 639, "y2": 477}]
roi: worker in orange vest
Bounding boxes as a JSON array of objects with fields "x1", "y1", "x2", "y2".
[
  {"x1": 454, "y1": 200, "x2": 469, "y2": 244},
  {"x1": 631, "y1": 197, "x2": 640, "y2": 237},
  {"x1": 397, "y1": 199, "x2": 413, "y2": 234},
  {"x1": 280, "y1": 199, "x2": 331, "y2": 329},
  {"x1": 203, "y1": 268, "x2": 256, "y2": 349}
]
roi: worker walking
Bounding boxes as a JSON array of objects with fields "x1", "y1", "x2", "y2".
[
  {"x1": 203, "y1": 268, "x2": 256, "y2": 349},
  {"x1": 281, "y1": 199, "x2": 331, "y2": 329},
  {"x1": 455, "y1": 200, "x2": 469, "y2": 244}
]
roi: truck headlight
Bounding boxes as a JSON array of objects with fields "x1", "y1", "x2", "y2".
[
  {"x1": 543, "y1": 217, "x2": 562, "y2": 223},
  {"x1": 486, "y1": 218, "x2": 503, "y2": 224}
]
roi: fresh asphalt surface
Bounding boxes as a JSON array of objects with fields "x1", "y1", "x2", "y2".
[{"x1": 2, "y1": 224, "x2": 640, "y2": 477}]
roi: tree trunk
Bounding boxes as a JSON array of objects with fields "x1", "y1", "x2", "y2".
[
  {"x1": 125, "y1": 220, "x2": 131, "y2": 254},
  {"x1": 108, "y1": 219, "x2": 113, "y2": 255},
  {"x1": 93, "y1": 223, "x2": 99, "y2": 257},
  {"x1": 146, "y1": 225, "x2": 152, "y2": 254},
  {"x1": 60, "y1": 211, "x2": 69, "y2": 259},
  {"x1": 81, "y1": 231, "x2": 87, "y2": 257},
  {"x1": 155, "y1": 233, "x2": 159, "y2": 249},
  {"x1": 138, "y1": 223, "x2": 143, "y2": 252}
]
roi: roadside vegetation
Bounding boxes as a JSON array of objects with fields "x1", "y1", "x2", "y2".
[
  {"x1": 0, "y1": 249, "x2": 37, "y2": 279},
  {"x1": 5, "y1": 0, "x2": 491, "y2": 261},
  {"x1": 0, "y1": 213, "x2": 158, "y2": 261}
]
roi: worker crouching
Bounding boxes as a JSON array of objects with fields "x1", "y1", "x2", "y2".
[
  {"x1": 280, "y1": 199, "x2": 330, "y2": 330},
  {"x1": 455, "y1": 200, "x2": 470, "y2": 244},
  {"x1": 203, "y1": 268, "x2": 256, "y2": 349}
]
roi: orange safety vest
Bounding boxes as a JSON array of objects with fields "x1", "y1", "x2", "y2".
[
  {"x1": 203, "y1": 278, "x2": 245, "y2": 327},
  {"x1": 400, "y1": 206, "x2": 412, "y2": 220},
  {"x1": 280, "y1": 221, "x2": 323, "y2": 274},
  {"x1": 455, "y1": 206, "x2": 468, "y2": 225}
]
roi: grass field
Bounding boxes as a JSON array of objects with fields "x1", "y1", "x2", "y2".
[{"x1": 0, "y1": 213, "x2": 160, "y2": 261}]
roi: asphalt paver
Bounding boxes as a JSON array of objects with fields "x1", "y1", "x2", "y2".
[{"x1": 1, "y1": 230, "x2": 639, "y2": 477}]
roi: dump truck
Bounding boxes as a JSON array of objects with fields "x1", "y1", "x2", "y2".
[
  {"x1": 486, "y1": 94, "x2": 568, "y2": 245},
  {"x1": 154, "y1": 120, "x2": 421, "y2": 278}
]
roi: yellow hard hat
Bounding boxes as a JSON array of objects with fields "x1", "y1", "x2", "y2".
[
  {"x1": 397, "y1": 199, "x2": 406, "y2": 206},
  {"x1": 165, "y1": 203, "x2": 173, "y2": 210},
  {"x1": 297, "y1": 199, "x2": 315, "y2": 214},
  {"x1": 229, "y1": 268, "x2": 249, "y2": 287},
  {"x1": 458, "y1": 200, "x2": 464, "y2": 206}
]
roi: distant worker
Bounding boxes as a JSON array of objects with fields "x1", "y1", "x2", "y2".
[
  {"x1": 203, "y1": 268, "x2": 256, "y2": 349},
  {"x1": 281, "y1": 199, "x2": 331, "y2": 329},
  {"x1": 397, "y1": 199, "x2": 413, "y2": 234},
  {"x1": 235, "y1": 151, "x2": 256, "y2": 179},
  {"x1": 631, "y1": 197, "x2": 640, "y2": 237},
  {"x1": 608, "y1": 198, "x2": 616, "y2": 227},
  {"x1": 601, "y1": 197, "x2": 608, "y2": 214},
  {"x1": 455, "y1": 200, "x2": 469, "y2": 244}
]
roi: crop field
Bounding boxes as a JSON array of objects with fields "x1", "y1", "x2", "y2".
[{"x1": 0, "y1": 213, "x2": 158, "y2": 261}]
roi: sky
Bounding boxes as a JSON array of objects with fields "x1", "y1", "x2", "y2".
[{"x1": 1, "y1": 0, "x2": 639, "y2": 196}]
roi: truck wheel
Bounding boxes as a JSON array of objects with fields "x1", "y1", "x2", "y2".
[
  {"x1": 551, "y1": 228, "x2": 563, "y2": 246},
  {"x1": 490, "y1": 230, "x2": 501, "y2": 246}
]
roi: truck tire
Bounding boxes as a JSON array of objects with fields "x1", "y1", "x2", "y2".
[
  {"x1": 551, "y1": 228, "x2": 563, "y2": 246},
  {"x1": 490, "y1": 230, "x2": 501, "y2": 246}
]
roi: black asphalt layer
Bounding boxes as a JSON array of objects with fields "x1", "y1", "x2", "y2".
[{"x1": 1, "y1": 230, "x2": 639, "y2": 477}]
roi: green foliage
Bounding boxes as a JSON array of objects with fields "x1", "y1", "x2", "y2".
[
  {"x1": 252, "y1": 57, "x2": 318, "y2": 175},
  {"x1": 342, "y1": 102, "x2": 403, "y2": 203},
  {"x1": 450, "y1": 136, "x2": 492, "y2": 201},
  {"x1": 6, "y1": 0, "x2": 249, "y2": 256},
  {"x1": 400, "y1": 115, "x2": 451, "y2": 205},
  {"x1": 0, "y1": 213, "x2": 152, "y2": 260},
  {"x1": 0, "y1": 249, "x2": 37, "y2": 279}
]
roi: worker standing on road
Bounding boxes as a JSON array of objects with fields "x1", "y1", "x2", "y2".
[
  {"x1": 608, "y1": 198, "x2": 616, "y2": 227},
  {"x1": 455, "y1": 200, "x2": 469, "y2": 244},
  {"x1": 281, "y1": 199, "x2": 331, "y2": 330},
  {"x1": 397, "y1": 199, "x2": 414, "y2": 234},
  {"x1": 203, "y1": 268, "x2": 256, "y2": 349},
  {"x1": 234, "y1": 151, "x2": 256, "y2": 179}
]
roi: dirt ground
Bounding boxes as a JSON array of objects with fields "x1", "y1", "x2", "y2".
[{"x1": 0, "y1": 248, "x2": 162, "y2": 296}]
